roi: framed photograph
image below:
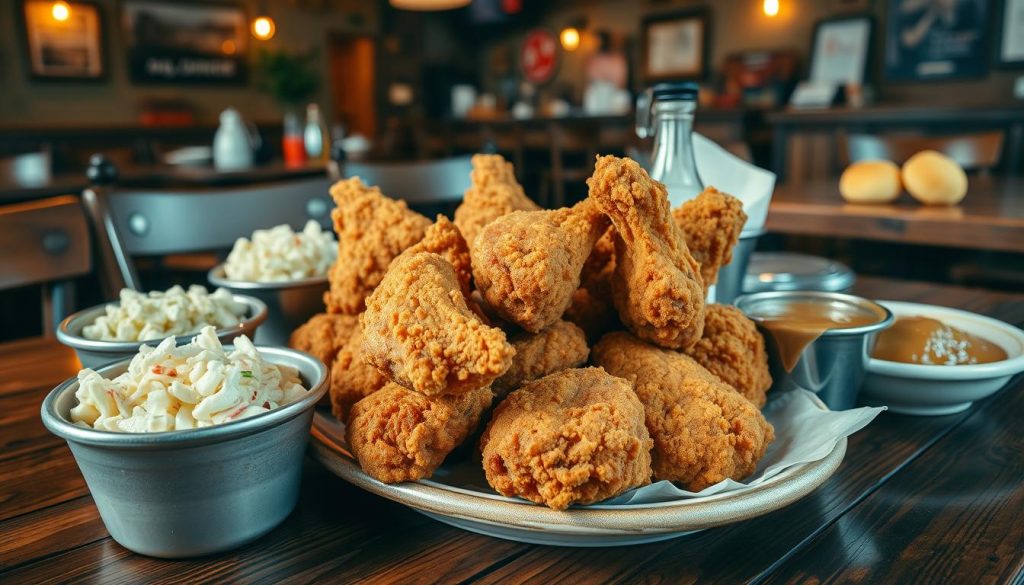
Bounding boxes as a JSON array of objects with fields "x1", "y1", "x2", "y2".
[
  {"x1": 883, "y1": 0, "x2": 989, "y2": 81},
  {"x1": 642, "y1": 9, "x2": 709, "y2": 81},
  {"x1": 810, "y1": 16, "x2": 873, "y2": 85},
  {"x1": 997, "y1": 0, "x2": 1024, "y2": 67},
  {"x1": 122, "y1": 1, "x2": 248, "y2": 84},
  {"x1": 21, "y1": 0, "x2": 105, "y2": 80}
]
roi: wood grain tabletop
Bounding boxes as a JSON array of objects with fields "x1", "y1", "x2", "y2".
[
  {"x1": 766, "y1": 176, "x2": 1024, "y2": 253},
  {"x1": 1, "y1": 276, "x2": 1022, "y2": 584}
]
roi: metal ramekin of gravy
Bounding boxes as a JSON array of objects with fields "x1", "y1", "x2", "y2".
[
  {"x1": 735, "y1": 291, "x2": 893, "y2": 410},
  {"x1": 871, "y1": 316, "x2": 1007, "y2": 365}
]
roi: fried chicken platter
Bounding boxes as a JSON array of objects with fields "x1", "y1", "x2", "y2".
[{"x1": 293, "y1": 152, "x2": 781, "y2": 512}]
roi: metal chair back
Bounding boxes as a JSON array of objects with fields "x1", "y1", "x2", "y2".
[
  {"x1": 843, "y1": 131, "x2": 1004, "y2": 171},
  {"x1": 0, "y1": 195, "x2": 91, "y2": 333},
  {"x1": 339, "y1": 156, "x2": 473, "y2": 204}
]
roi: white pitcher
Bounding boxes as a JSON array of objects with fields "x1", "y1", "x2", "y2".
[{"x1": 213, "y1": 108, "x2": 254, "y2": 171}]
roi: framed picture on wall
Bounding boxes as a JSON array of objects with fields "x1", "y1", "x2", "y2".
[
  {"x1": 883, "y1": 0, "x2": 989, "y2": 81},
  {"x1": 122, "y1": 1, "x2": 248, "y2": 84},
  {"x1": 809, "y1": 16, "x2": 873, "y2": 85},
  {"x1": 21, "y1": 0, "x2": 105, "y2": 80},
  {"x1": 642, "y1": 9, "x2": 709, "y2": 81},
  {"x1": 997, "y1": 0, "x2": 1024, "y2": 67}
]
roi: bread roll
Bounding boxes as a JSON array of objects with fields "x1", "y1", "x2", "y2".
[
  {"x1": 902, "y1": 150, "x2": 968, "y2": 206},
  {"x1": 839, "y1": 160, "x2": 902, "y2": 204}
]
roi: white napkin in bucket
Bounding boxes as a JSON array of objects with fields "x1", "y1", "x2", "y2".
[{"x1": 693, "y1": 132, "x2": 776, "y2": 237}]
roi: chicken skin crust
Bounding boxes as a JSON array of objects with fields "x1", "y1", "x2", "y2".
[
  {"x1": 347, "y1": 382, "x2": 493, "y2": 483},
  {"x1": 591, "y1": 332, "x2": 774, "y2": 491},
  {"x1": 401, "y1": 215, "x2": 474, "y2": 300},
  {"x1": 492, "y1": 320, "x2": 590, "y2": 399},
  {"x1": 324, "y1": 177, "x2": 432, "y2": 314},
  {"x1": 586, "y1": 155, "x2": 706, "y2": 351},
  {"x1": 329, "y1": 319, "x2": 389, "y2": 421},
  {"x1": 361, "y1": 252, "x2": 515, "y2": 397},
  {"x1": 685, "y1": 304, "x2": 772, "y2": 408},
  {"x1": 288, "y1": 312, "x2": 360, "y2": 369},
  {"x1": 454, "y1": 154, "x2": 539, "y2": 247},
  {"x1": 672, "y1": 187, "x2": 748, "y2": 291},
  {"x1": 472, "y1": 199, "x2": 609, "y2": 333},
  {"x1": 480, "y1": 367, "x2": 652, "y2": 510}
]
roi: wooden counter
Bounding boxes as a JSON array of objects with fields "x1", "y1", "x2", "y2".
[
  {"x1": 767, "y1": 175, "x2": 1024, "y2": 253},
  {"x1": 3, "y1": 277, "x2": 1024, "y2": 583}
]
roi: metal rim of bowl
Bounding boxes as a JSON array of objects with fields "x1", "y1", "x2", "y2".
[
  {"x1": 208, "y1": 264, "x2": 329, "y2": 291},
  {"x1": 39, "y1": 346, "x2": 328, "y2": 449},
  {"x1": 734, "y1": 290, "x2": 894, "y2": 337},
  {"x1": 867, "y1": 300, "x2": 1024, "y2": 381},
  {"x1": 55, "y1": 294, "x2": 268, "y2": 353}
]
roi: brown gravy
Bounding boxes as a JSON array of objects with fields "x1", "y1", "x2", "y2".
[
  {"x1": 871, "y1": 316, "x2": 1006, "y2": 365},
  {"x1": 753, "y1": 300, "x2": 882, "y2": 371}
]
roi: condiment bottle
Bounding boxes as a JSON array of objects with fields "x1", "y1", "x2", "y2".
[
  {"x1": 636, "y1": 82, "x2": 704, "y2": 206},
  {"x1": 304, "y1": 104, "x2": 330, "y2": 162},
  {"x1": 213, "y1": 107, "x2": 254, "y2": 171},
  {"x1": 282, "y1": 111, "x2": 307, "y2": 168}
]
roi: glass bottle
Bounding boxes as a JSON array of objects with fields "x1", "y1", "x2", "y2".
[
  {"x1": 636, "y1": 82, "x2": 704, "y2": 206},
  {"x1": 282, "y1": 110, "x2": 307, "y2": 168},
  {"x1": 303, "y1": 104, "x2": 330, "y2": 162}
]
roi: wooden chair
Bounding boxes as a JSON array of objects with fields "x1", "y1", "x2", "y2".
[
  {"x1": 0, "y1": 195, "x2": 92, "y2": 334},
  {"x1": 82, "y1": 156, "x2": 334, "y2": 297},
  {"x1": 841, "y1": 131, "x2": 1004, "y2": 172}
]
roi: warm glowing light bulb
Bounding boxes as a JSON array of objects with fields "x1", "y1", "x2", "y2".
[
  {"x1": 763, "y1": 0, "x2": 779, "y2": 17},
  {"x1": 252, "y1": 16, "x2": 276, "y2": 40},
  {"x1": 52, "y1": 1, "x2": 70, "y2": 22},
  {"x1": 560, "y1": 27, "x2": 580, "y2": 51}
]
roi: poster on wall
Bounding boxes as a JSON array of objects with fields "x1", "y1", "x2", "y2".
[
  {"x1": 122, "y1": 1, "x2": 248, "y2": 84},
  {"x1": 998, "y1": 0, "x2": 1024, "y2": 67},
  {"x1": 810, "y1": 16, "x2": 873, "y2": 85},
  {"x1": 22, "y1": 0, "x2": 105, "y2": 80},
  {"x1": 520, "y1": 29, "x2": 559, "y2": 85},
  {"x1": 884, "y1": 0, "x2": 988, "y2": 80},
  {"x1": 642, "y1": 10, "x2": 708, "y2": 81}
]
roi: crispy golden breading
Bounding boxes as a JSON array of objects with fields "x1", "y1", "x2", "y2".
[
  {"x1": 586, "y1": 155, "x2": 706, "y2": 350},
  {"x1": 672, "y1": 187, "x2": 747, "y2": 290},
  {"x1": 480, "y1": 367, "x2": 652, "y2": 510},
  {"x1": 592, "y1": 332, "x2": 774, "y2": 491},
  {"x1": 454, "y1": 154, "x2": 539, "y2": 247},
  {"x1": 288, "y1": 312, "x2": 360, "y2": 368},
  {"x1": 324, "y1": 177, "x2": 432, "y2": 314},
  {"x1": 361, "y1": 252, "x2": 515, "y2": 396},
  {"x1": 472, "y1": 199, "x2": 609, "y2": 333},
  {"x1": 492, "y1": 320, "x2": 590, "y2": 399},
  {"x1": 329, "y1": 321, "x2": 388, "y2": 421},
  {"x1": 400, "y1": 215, "x2": 473, "y2": 299},
  {"x1": 347, "y1": 382, "x2": 493, "y2": 483},
  {"x1": 685, "y1": 304, "x2": 772, "y2": 408}
]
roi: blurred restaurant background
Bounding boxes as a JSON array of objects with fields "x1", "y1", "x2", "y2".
[{"x1": 2, "y1": 0, "x2": 1023, "y2": 340}]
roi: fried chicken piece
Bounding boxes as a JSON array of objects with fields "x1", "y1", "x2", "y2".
[
  {"x1": 361, "y1": 252, "x2": 515, "y2": 396},
  {"x1": 472, "y1": 199, "x2": 609, "y2": 333},
  {"x1": 347, "y1": 382, "x2": 493, "y2": 483},
  {"x1": 685, "y1": 304, "x2": 772, "y2": 408},
  {"x1": 324, "y1": 177, "x2": 432, "y2": 314},
  {"x1": 400, "y1": 215, "x2": 473, "y2": 299},
  {"x1": 564, "y1": 226, "x2": 620, "y2": 341},
  {"x1": 454, "y1": 154, "x2": 540, "y2": 247},
  {"x1": 592, "y1": 332, "x2": 774, "y2": 491},
  {"x1": 492, "y1": 320, "x2": 590, "y2": 399},
  {"x1": 672, "y1": 187, "x2": 748, "y2": 291},
  {"x1": 329, "y1": 320, "x2": 388, "y2": 420},
  {"x1": 288, "y1": 312, "x2": 360, "y2": 368},
  {"x1": 480, "y1": 367, "x2": 652, "y2": 510},
  {"x1": 587, "y1": 155, "x2": 706, "y2": 350}
]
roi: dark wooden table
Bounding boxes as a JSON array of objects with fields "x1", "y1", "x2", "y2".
[
  {"x1": 766, "y1": 176, "x2": 1024, "y2": 253},
  {"x1": 2, "y1": 276, "x2": 1022, "y2": 584}
]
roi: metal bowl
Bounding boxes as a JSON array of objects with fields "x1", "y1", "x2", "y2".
[
  {"x1": 56, "y1": 295, "x2": 268, "y2": 370},
  {"x1": 208, "y1": 264, "x2": 328, "y2": 346},
  {"x1": 736, "y1": 291, "x2": 893, "y2": 410},
  {"x1": 40, "y1": 346, "x2": 328, "y2": 558}
]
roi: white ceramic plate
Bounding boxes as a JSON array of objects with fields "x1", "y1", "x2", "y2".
[
  {"x1": 863, "y1": 301, "x2": 1024, "y2": 416},
  {"x1": 308, "y1": 402, "x2": 847, "y2": 547}
]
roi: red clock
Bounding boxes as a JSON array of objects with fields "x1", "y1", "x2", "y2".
[{"x1": 520, "y1": 29, "x2": 559, "y2": 85}]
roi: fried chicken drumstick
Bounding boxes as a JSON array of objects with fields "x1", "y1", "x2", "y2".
[
  {"x1": 672, "y1": 187, "x2": 747, "y2": 292},
  {"x1": 361, "y1": 252, "x2": 515, "y2": 397},
  {"x1": 480, "y1": 367, "x2": 652, "y2": 510},
  {"x1": 592, "y1": 332, "x2": 774, "y2": 492},
  {"x1": 454, "y1": 154, "x2": 539, "y2": 247},
  {"x1": 472, "y1": 199, "x2": 609, "y2": 333},
  {"x1": 586, "y1": 155, "x2": 706, "y2": 350}
]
